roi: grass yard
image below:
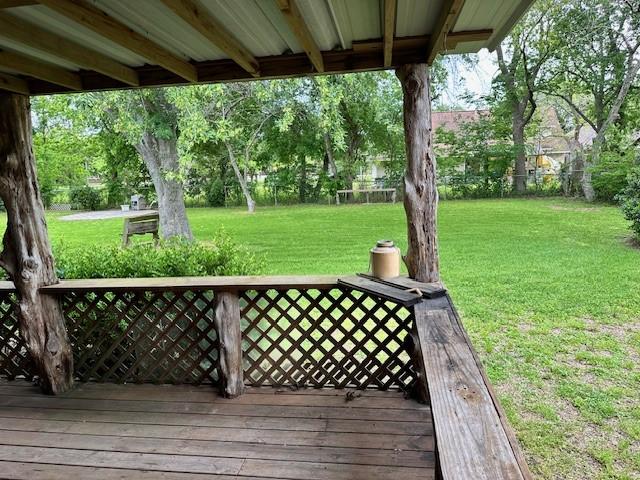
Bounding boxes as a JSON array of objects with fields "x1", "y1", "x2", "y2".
[{"x1": 2, "y1": 197, "x2": 640, "y2": 479}]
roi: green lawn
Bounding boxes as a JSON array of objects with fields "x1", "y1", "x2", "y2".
[{"x1": 4, "y1": 198, "x2": 640, "y2": 479}]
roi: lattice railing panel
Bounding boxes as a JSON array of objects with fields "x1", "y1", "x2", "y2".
[
  {"x1": 0, "y1": 292, "x2": 33, "y2": 380},
  {"x1": 63, "y1": 290, "x2": 220, "y2": 384},
  {"x1": 0, "y1": 283, "x2": 416, "y2": 390},
  {"x1": 240, "y1": 288, "x2": 416, "y2": 390}
]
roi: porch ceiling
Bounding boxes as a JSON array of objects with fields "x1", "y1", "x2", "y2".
[{"x1": 0, "y1": 0, "x2": 533, "y2": 95}]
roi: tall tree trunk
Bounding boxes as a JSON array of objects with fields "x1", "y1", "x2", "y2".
[
  {"x1": 323, "y1": 132, "x2": 338, "y2": 177},
  {"x1": 0, "y1": 93, "x2": 73, "y2": 394},
  {"x1": 512, "y1": 118, "x2": 527, "y2": 193},
  {"x1": 137, "y1": 133, "x2": 192, "y2": 240},
  {"x1": 397, "y1": 64, "x2": 440, "y2": 283},
  {"x1": 581, "y1": 58, "x2": 639, "y2": 201},
  {"x1": 225, "y1": 142, "x2": 255, "y2": 213}
]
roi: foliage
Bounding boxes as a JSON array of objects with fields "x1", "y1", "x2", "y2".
[
  {"x1": 69, "y1": 185, "x2": 101, "y2": 211},
  {"x1": 206, "y1": 178, "x2": 225, "y2": 207},
  {"x1": 54, "y1": 231, "x2": 263, "y2": 279},
  {"x1": 617, "y1": 167, "x2": 640, "y2": 239},
  {"x1": 436, "y1": 116, "x2": 515, "y2": 198}
]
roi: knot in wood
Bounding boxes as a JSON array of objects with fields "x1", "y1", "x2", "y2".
[
  {"x1": 46, "y1": 335, "x2": 60, "y2": 356},
  {"x1": 22, "y1": 256, "x2": 39, "y2": 272}
]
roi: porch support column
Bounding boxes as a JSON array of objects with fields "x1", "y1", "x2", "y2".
[
  {"x1": 396, "y1": 64, "x2": 440, "y2": 283},
  {"x1": 0, "y1": 93, "x2": 73, "y2": 394},
  {"x1": 214, "y1": 290, "x2": 244, "y2": 398}
]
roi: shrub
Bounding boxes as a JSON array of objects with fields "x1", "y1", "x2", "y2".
[
  {"x1": 54, "y1": 231, "x2": 263, "y2": 279},
  {"x1": 206, "y1": 179, "x2": 225, "y2": 207},
  {"x1": 617, "y1": 167, "x2": 640, "y2": 240},
  {"x1": 592, "y1": 150, "x2": 635, "y2": 202},
  {"x1": 70, "y1": 185, "x2": 101, "y2": 211}
]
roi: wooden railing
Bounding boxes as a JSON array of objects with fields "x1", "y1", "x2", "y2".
[{"x1": 0, "y1": 276, "x2": 416, "y2": 391}]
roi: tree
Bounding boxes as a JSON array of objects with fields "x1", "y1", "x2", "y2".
[
  {"x1": 176, "y1": 83, "x2": 287, "y2": 213},
  {"x1": 83, "y1": 89, "x2": 193, "y2": 239},
  {"x1": 552, "y1": 0, "x2": 640, "y2": 200},
  {"x1": 31, "y1": 96, "x2": 99, "y2": 206},
  {"x1": 494, "y1": 0, "x2": 558, "y2": 193}
]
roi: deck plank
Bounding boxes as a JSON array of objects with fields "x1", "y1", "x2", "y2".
[
  {"x1": 0, "y1": 383, "x2": 422, "y2": 409},
  {"x1": 0, "y1": 461, "x2": 267, "y2": 480},
  {"x1": 0, "y1": 393, "x2": 430, "y2": 422},
  {"x1": 0, "y1": 405, "x2": 431, "y2": 435},
  {"x1": 414, "y1": 305, "x2": 525, "y2": 480},
  {"x1": 0, "y1": 430, "x2": 435, "y2": 468},
  {"x1": 0, "y1": 380, "x2": 434, "y2": 479}
]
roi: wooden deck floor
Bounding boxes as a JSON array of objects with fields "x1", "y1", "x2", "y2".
[{"x1": 0, "y1": 380, "x2": 434, "y2": 479}]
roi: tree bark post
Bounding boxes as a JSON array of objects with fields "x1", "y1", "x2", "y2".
[
  {"x1": 396, "y1": 64, "x2": 440, "y2": 283},
  {"x1": 213, "y1": 290, "x2": 244, "y2": 398},
  {"x1": 0, "y1": 93, "x2": 73, "y2": 394}
]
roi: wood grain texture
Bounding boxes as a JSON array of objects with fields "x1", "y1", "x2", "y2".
[
  {"x1": 397, "y1": 64, "x2": 440, "y2": 283},
  {"x1": 357, "y1": 273, "x2": 446, "y2": 298},
  {"x1": 338, "y1": 275, "x2": 423, "y2": 306},
  {"x1": 443, "y1": 294, "x2": 534, "y2": 479},
  {"x1": 0, "y1": 72, "x2": 29, "y2": 95},
  {"x1": 0, "y1": 50, "x2": 81, "y2": 90},
  {"x1": 0, "y1": 11, "x2": 138, "y2": 86},
  {"x1": 39, "y1": 275, "x2": 340, "y2": 292},
  {"x1": 414, "y1": 304, "x2": 525, "y2": 479},
  {"x1": 427, "y1": 0, "x2": 466, "y2": 64},
  {"x1": 0, "y1": 380, "x2": 435, "y2": 479},
  {"x1": 161, "y1": 0, "x2": 260, "y2": 77},
  {"x1": 383, "y1": 0, "x2": 397, "y2": 67},
  {"x1": 276, "y1": 0, "x2": 324, "y2": 72},
  {"x1": 213, "y1": 291, "x2": 244, "y2": 397},
  {"x1": 37, "y1": 0, "x2": 198, "y2": 82},
  {"x1": 0, "y1": 94, "x2": 73, "y2": 394}
]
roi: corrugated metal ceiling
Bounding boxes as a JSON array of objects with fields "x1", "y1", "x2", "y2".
[{"x1": 0, "y1": 0, "x2": 533, "y2": 90}]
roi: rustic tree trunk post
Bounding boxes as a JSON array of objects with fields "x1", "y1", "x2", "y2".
[
  {"x1": 213, "y1": 290, "x2": 244, "y2": 398},
  {"x1": 396, "y1": 64, "x2": 440, "y2": 283},
  {"x1": 0, "y1": 93, "x2": 73, "y2": 394}
]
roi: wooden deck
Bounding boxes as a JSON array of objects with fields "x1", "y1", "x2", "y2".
[{"x1": 0, "y1": 379, "x2": 435, "y2": 479}]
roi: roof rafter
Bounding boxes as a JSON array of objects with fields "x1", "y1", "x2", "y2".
[
  {"x1": 0, "y1": 50, "x2": 81, "y2": 90},
  {"x1": 275, "y1": 0, "x2": 324, "y2": 73},
  {"x1": 0, "y1": 71, "x2": 29, "y2": 94},
  {"x1": 36, "y1": 0, "x2": 198, "y2": 83},
  {"x1": 0, "y1": 0, "x2": 37, "y2": 7},
  {"x1": 0, "y1": 12, "x2": 139, "y2": 86},
  {"x1": 161, "y1": 0, "x2": 260, "y2": 77},
  {"x1": 383, "y1": 0, "x2": 397, "y2": 68},
  {"x1": 426, "y1": 0, "x2": 466, "y2": 65}
]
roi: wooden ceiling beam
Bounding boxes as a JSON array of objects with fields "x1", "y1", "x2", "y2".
[
  {"x1": 426, "y1": 0, "x2": 466, "y2": 65},
  {"x1": 0, "y1": 50, "x2": 81, "y2": 90},
  {"x1": 36, "y1": 0, "x2": 198, "y2": 83},
  {"x1": 0, "y1": 71, "x2": 29, "y2": 94},
  {"x1": 383, "y1": 0, "x2": 397, "y2": 68},
  {"x1": 161, "y1": 0, "x2": 260, "y2": 77},
  {"x1": 0, "y1": 12, "x2": 138, "y2": 86},
  {"x1": 275, "y1": 0, "x2": 324, "y2": 73},
  {"x1": 0, "y1": 0, "x2": 37, "y2": 7}
]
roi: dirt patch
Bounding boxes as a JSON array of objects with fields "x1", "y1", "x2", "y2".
[
  {"x1": 622, "y1": 235, "x2": 640, "y2": 250},
  {"x1": 549, "y1": 205, "x2": 602, "y2": 213}
]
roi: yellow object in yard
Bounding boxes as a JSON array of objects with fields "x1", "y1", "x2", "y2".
[{"x1": 536, "y1": 154, "x2": 553, "y2": 168}]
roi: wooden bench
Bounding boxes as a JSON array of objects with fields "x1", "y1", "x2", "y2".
[
  {"x1": 335, "y1": 188, "x2": 396, "y2": 205},
  {"x1": 122, "y1": 212, "x2": 159, "y2": 246}
]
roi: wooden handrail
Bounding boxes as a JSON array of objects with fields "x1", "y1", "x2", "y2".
[{"x1": 38, "y1": 275, "x2": 340, "y2": 293}]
